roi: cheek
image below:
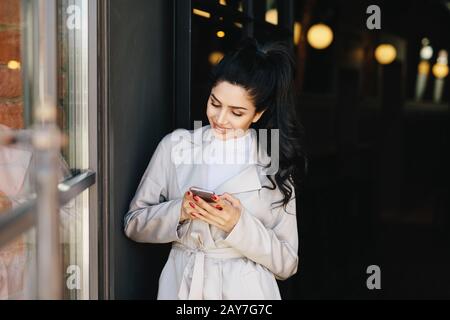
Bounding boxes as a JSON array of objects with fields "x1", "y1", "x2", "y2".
[
  {"x1": 206, "y1": 104, "x2": 217, "y2": 118},
  {"x1": 227, "y1": 118, "x2": 249, "y2": 131}
]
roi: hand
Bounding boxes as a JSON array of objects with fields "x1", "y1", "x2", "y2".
[
  {"x1": 180, "y1": 190, "x2": 200, "y2": 223},
  {"x1": 190, "y1": 192, "x2": 242, "y2": 233}
]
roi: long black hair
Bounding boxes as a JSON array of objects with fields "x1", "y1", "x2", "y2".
[{"x1": 210, "y1": 38, "x2": 308, "y2": 210}]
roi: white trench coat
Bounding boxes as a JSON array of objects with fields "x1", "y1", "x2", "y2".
[{"x1": 124, "y1": 125, "x2": 298, "y2": 300}]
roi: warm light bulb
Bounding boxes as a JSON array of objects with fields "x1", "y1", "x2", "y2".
[
  {"x1": 7, "y1": 60, "x2": 21, "y2": 70},
  {"x1": 216, "y1": 31, "x2": 225, "y2": 38},
  {"x1": 418, "y1": 61, "x2": 430, "y2": 75},
  {"x1": 208, "y1": 51, "x2": 224, "y2": 66},
  {"x1": 193, "y1": 9, "x2": 211, "y2": 19},
  {"x1": 374, "y1": 44, "x2": 397, "y2": 64},
  {"x1": 265, "y1": 9, "x2": 278, "y2": 25},
  {"x1": 307, "y1": 23, "x2": 333, "y2": 49},
  {"x1": 294, "y1": 22, "x2": 301, "y2": 45},
  {"x1": 432, "y1": 63, "x2": 449, "y2": 79}
]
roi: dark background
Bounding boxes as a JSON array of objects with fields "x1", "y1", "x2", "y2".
[{"x1": 107, "y1": 0, "x2": 449, "y2": 299}]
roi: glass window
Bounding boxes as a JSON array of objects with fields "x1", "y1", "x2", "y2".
[
  {"x1": 56, "y1": 0, "x2": 91, "y2": 300},
  {"x1": 0, "y1": 0, "x2": 92, "y2": 299}
]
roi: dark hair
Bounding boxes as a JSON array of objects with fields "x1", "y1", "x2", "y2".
[{"x1": 210, "y1": 38, "x2": 308, "y2": 210}]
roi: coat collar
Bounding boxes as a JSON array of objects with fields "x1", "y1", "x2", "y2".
[{"x1": 172, "y1": 125, "x2": 271, "y2": 195}]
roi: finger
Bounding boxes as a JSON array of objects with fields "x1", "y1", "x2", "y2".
[
  {"x1": 191, "y1": 211, "x2": 223, "y2": 229},
  {"x1": 184, "y1": 191, "x2": 194, "y2": 200},
  {"x1": 219, "y1": 192, "x2": 240, "y2": 207},
  {"x1": 193, "y1": 204, "x2": 226, "y2": 226},
  {"x1": 192, "y1": 195, "x2": 222, "y2": 215},
  {"x1": 183, "y1": 201, "x2": 199, "y2": 218},
  {"x1": 209, "y1": 194, "x2": 226, "y2": 210}
]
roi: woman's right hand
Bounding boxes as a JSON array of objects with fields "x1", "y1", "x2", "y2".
[{"x1": 180, "y1": 191, "x2": 198, "y2": 223}]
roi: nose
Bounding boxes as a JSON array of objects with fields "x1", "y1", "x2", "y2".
[{"x1": 216, "y1": 108, "x2": 228, "y2": 126}]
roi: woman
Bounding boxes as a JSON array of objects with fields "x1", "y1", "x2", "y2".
[{"x1": 124, "y1": 38, "x2": 307, "y2": 300}]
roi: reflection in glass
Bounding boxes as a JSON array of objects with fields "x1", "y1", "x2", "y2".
[{"x1": 0, "y1": 228, "x2": 36, "y2": 300}]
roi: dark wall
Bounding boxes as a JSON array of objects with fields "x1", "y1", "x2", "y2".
[{"x1": 108, "y1": 0, "x2": 174, "y2": 299}]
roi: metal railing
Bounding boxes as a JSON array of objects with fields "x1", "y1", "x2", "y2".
[{"x1": 0, "y1": 170, "x2": 95, "y2": 250}]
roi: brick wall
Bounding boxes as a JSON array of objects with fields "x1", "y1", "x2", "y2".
[{"x1": 0, "y1": 0, "x2": 23, "y2": 129}]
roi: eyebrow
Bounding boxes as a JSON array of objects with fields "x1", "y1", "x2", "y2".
[{"x1": 211, "y1": 94, "x2": 248, "y2": 111}]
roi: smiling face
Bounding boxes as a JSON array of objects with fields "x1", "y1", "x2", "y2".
[{"x1": 206, "y1": 81, "x2": 265, "y2": 140}]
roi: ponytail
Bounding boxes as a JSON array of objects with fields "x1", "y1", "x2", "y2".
[{"x1": 211, "y1": 38, "x2": 309, "y2": 210}]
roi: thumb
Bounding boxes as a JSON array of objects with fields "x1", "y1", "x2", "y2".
[{"x1": 219, "y1": 192, "x2": 240, "y2": 207}]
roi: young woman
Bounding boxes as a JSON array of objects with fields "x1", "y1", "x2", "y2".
[{"x1": 124, "y1": 38, "x2": 307, "y2": 300}]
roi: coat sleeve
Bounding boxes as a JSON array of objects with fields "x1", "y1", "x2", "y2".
[
  {"x1": 222, "y1": 185, "x2": 299, "y2": 280},
  {"x1": 124, "y1": 136, "x2": 190, "y2": 243}
]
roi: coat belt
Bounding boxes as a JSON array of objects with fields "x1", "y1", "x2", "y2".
[{"x1": 172, "y1": 241, "x2": 244, "y2": 300}]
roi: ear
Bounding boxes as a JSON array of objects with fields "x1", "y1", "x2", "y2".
[{"x1": 251, "y1": 109, "x2": 266, "y2": 123}]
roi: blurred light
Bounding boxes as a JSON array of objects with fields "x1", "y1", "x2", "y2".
[
  {"x1": 418, "y1": 61, "x2": 430, "y2": 75},
  {"x1": 446, "y1": 1, "x2": 450, "y2": 11},
  {"x1": 351, "y1": 48, "x2": 365, "y2": 63},
  {"x1": 216, "y1": 30, "x2": 225, "y2": 38},
  {"x1": 374, "y1": 44, "x2": 397, "y2": 64},
  {"x1": 432, "y1": 63, "x2": 449, "y2": 79},
  {"x1": 209, "y1": 51, "x2": 224, "y2": 65},
  {"x1": 307, "y1": 23, "x2": 333, "y2": 49},
  {"x1": 294, "y1": 22, "x2": 301, "y2": 45},
  {"x1": 219, "y1": 0, "x2": 226, "y2": 5},
  {"x1": 7, "y1": 60, "x2": 21, "y2": 70},
  {"x1": 436, "y1": 49, "x2": 448, "y2": 64},
  {"x1": 234, "y1": 22, "x2": 243, "y2": 28},
  {"x1": 265, "y1": 9, "x2": 278, "y2": 25},
  {"x1": 193, "y1": 9, "x2": 211, "y2": 18},
  {"x1": 420, "y1": 46, "x2": 433, "y2": 60},
  {"x1": 421, "y1": 38, "x2": 430, "y2": 46}
]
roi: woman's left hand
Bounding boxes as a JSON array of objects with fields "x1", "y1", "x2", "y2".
[{"x1": 190, "y1": 192, "x2": 242, "y2": 233}]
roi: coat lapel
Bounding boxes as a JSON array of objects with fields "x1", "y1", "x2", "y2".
[{"x1": 213, "y1": 164, "x2": 261, "y2": 195}]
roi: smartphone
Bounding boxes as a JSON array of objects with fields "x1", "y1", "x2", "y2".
[{"x1": 189, "y1": 186, "x2": 216, "y2": 203}]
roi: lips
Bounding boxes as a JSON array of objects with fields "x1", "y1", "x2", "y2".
[{"x1": 213, "y1": 122, "x2": 230, "y2": 134}]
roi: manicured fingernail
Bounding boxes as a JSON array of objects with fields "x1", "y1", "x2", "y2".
[
  {"x1": 193, "y1": 195, "x2": 200, "y2": 201},
  {"x1": 187, "y1": 191, "x2": 192, "y2": 196},
  {"x1": 212, "y1": 195, "x2": 218, "y2": 201},
  {"x1": 215, "y1": 205, "x2": 223, "y2": 210},
  {"x1": 189, "y1": 202, "x2": 195, "y2": 208}
]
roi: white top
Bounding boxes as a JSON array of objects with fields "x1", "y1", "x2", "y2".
[{"x1": 203, "y1": 129, "x2": 255, "y2": 191}]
